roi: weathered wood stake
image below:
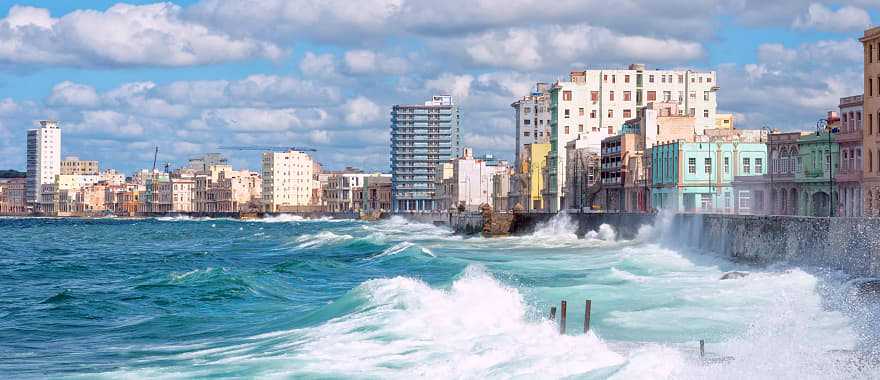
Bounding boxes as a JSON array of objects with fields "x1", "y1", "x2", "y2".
[
  {"x1": 699, "y1": 339, "x2": 705, "y2": 359},
  {"x1": 584, "y1": 299, "x2": 592, "y2": 333},
  {"x1": 559, "y1": 300, "x2": 567, "y2": 334},
  {"x1": 550, "y1": 306, "x2": 557, "y2": 321}
]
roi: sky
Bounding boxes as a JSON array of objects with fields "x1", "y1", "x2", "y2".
[{"x1": 0, "y1": 1, "x2": 877, "y2": 173}]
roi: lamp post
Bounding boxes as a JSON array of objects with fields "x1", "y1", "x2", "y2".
[
  {"x1": 816, "y1": 118, "x2": 833, "y2": 217},
  {"x1": 762, "y1": 125, "x2": 774, "y2": 214}
]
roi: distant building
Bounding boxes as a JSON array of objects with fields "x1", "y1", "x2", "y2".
[
  {"x1": 512, "y1": 83, "x2": 552, "y2": 170},
  {"x1": 564, "y1": 138, "x2": 600, "y2": 211},
  {"x1": 600, "y1": 133, "x2": 642, "y2": 212},
  {"x1": 545, "y1": 65, "x2": 719, "y2": 211},
  {"x1": 837, "y1": 96, "x2": 864, "y2": 216},
  {"x1": 861, "y1": 26, "x2": 880, "y2": 215},
  {"x1": 436, "y1": 148, "x2": 507, "y2": 211},
  {"x1": 362, "y1": 175, "x2": 393, "y2": 212},
  {"x1": 0, "y1": 178, "x2": 27, "y2": 214},
  {"x1": 171, "y1": 178, "x2": 195, "y2": 212},
  {"x1": 390, "y1": 95, "x2": 462, "y2": 212},
  {"x1": 60, "y1": 156, "x2": 99, "y2": 175},
  {"x1": 26, "y1": 120, "x2": 61, "y2": 205},
  {"x1": 714, "y1": 114, "x2": 734, "y2": 129},
  {"x1": 325, "y1": 170, "x2": 388, "y2": 212},
  {"x1": 262, "y1": 150, "x2": 315, "y2": 212},
  {"x1": 188, "y1": 153, "x2": 228, "y2": 173}
]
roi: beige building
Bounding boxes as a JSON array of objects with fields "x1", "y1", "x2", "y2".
[
  {"x1": 363, "y1": 175, "x2": 393, "y2": 212},
  {"x1": 0, "y1": 178, "x2": 27, "y2": 214},
  {"x1": 61, "y1": 156, "x2": 99, "y2": 175},
  {"x1": 862, "y1": 27, "x2": 880, "y2": 215},
  {"x1": 715, "y1": 114, "x2": 734, "y2": 130},
  {"x1": 171, "y1": 178, "x2": 195, "y2": 212},
  {"x1": 262, "y1": 150, "x2": 315, "y2": 212}
]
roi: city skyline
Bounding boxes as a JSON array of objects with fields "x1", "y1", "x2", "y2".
[{"x1": 0, "y1": 1, "x2": 876, "y2": 173}]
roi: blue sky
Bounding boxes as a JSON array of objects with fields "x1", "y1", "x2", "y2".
[{"x1": 0, "y1": 1, "x2": 876, "y2": 173}]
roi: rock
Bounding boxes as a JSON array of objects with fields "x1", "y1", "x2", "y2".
[{"x1": 720, "y1": 271, "x2": 749, "y2": 280}]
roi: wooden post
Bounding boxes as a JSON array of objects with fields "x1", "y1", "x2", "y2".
[
  {"x1": 559, "y1": 300, "x2": 567, "y2": 334},
  {"x1": 699, "y1": 339, "x2": 705, "y2": 359},
  {"x1": 550, "y1": 306, "x2": 557, "y2": 321},
  {"x1": 584, "y1": 299, "x2": 592, "y2": 333}
]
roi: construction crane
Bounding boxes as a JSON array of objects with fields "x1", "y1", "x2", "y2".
[
  {"x1": 151, "y1": 146, "x2": 159, "y2": 173},
  {"x1": 218, "y1": 146, "x2": 317, "y2": 152}
]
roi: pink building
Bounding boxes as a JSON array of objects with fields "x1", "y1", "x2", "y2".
[{"x1": 836, "y1": 96, "x2": 864, "y2": 216}]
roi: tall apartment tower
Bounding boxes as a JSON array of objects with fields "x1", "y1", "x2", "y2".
[
  {"x1": 390, "y1": 95, "x2": 462, "y2": 212},
  {"x1": 511, "y1": 83, "x2": 552, "y2": 169},
  {"x1": 26, "y1": 120, "x2": 61, "y2": 204},
  {"x1": 261, "y1": 150, "x2": 315, "y2": 212},
  {"x1": 545, "y1": 64, "x2": 719, "y2": 211},
  {"x1": 862, "y1": 27, "x2": 880, "y2": 216}
]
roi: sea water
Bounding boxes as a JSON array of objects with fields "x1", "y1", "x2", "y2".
[{"x1": 0, "y1": 214, "x2": 878, "y2": 379}]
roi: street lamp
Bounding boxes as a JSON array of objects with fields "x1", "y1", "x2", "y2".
[
  {"x1": 762, "y1": 124, "x2": 774, "y2": 214},
  {"x1": 815, "y1": 118, "x2": 835, "y2": 217}
]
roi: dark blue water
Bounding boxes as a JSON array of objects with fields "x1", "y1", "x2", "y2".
[{"x1": 0, "y1": 215, "x2": 875, "y2": 379}]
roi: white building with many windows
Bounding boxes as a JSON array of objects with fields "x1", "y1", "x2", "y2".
[
  {"x1": 26, "y1": 120, "x2": 61, "y2": 205},
  {"x1": 261, "y1": 150, "x2": 315, "y2": 212},
  {"x1": 511, "y1": 83, "x2": 552, "y2": 169},
  {"x1": 545, "y1": 64, "x2": 719, "y2": 211}
]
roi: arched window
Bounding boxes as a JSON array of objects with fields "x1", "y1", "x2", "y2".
[{"x1": 870, "y1": 149, "x2": 874, "y2": 173}]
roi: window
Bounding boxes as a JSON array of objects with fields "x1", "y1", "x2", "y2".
[
  {"x1": 705, "y1": 158, "x2": 712, "y2": 173},
  {"x1": 688, "y1": 158, "x2": 696, "y2": 174},
  {"x1": 578, "y1": 124, "x2": 584, "y2": 132},
  {"x1": 623, "y1": 91, "x2": 631, "y2": 101},
  {"x1": 607, "y1": 126, "x2": 613, "y2": 135},
  {"x1": 623, "y1": 109, "x2": 632, "y2": 118},
  {"x1": 608, "y1": 109, "x2": 613, "y2": 118},
  {"x1": 661, "y1": 75, "x2": 666, "y2": 83},
  {"x1": 701, "y1": 194, "x2": 712, "y2": 209},
  {"x1": 612, "y1": 75, "x2": 616, "y2": 83},
  {"x1": 563, "y1": 91, "x2": 572, "y2": 101},
  {"x1": 707, "y1": 77, "x2": 712, "y2": 83},
  {"x1": 724, "y1": 157, "x2": 729, "y2": 174},
  {"x1": 564, "y1": 109, "x2": 570, "y2": 118},
  {"x1": 609, "y1": 91, "x2": 615, "y2": 101},
  {"x1": 524, "y1": 119, "x2": 531, "y2": 125},
  {"x1": 743, "y1": 157, "x2": 751, "y2": 174},
  {"x1": 663, "y1": 91, "x2": 671, "y2": 101},
  {"x1": 704, "y1": 91, "x2": 710, "y2": 101},
  {"x1": 591, "y1": 91, "x2": 599, "y2": 102},
  {"x1": 647, "y1": 91, "x2": 656, "y2": 101},
  {"x1": 625, "y1": 75, "x2": 630, "y2": 83},
  {"x1": 755, "y1": 158, "x2": 763, "y2": 173},
  {"x1": 523, "y1": 131, "x2": 530, "y2": 137},
  {"x1": 524, "y1": 107, "x2": 531, "y2": 113},
  {"x1": 603, "y1": 74, "x2": 608, "y2": 82},
  {"x1": 590, "y1": 110, "x2": 596, "y2": 119},
  {"x1": 870, "y1": 78, "x2": 874, "y2": 97},
  {"x1": 564, "y1": 126, "x2": 570, "y2": 134},
  {"x1": 678, "y1": 74, "x2": 683, "y2": 83},
  {"x1": 703, "y1": 109, "x2": 709, "y2": 118},
  {"x1": 649, "y1": 75, "x2": 654, "y2": 83}
]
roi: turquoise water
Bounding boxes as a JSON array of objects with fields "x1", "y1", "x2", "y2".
[{"x1": 0, "y1": 214, "x2": 877, "y2": 379}]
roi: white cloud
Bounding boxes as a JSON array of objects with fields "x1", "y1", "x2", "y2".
[
  {"x1": 47, "y1": 81, "x2": 99, "y2": 108},
  {"x1": 344, "y1": 49, "x2": 409, "y2": 75},
  {"x1": 299, "y1": 52, "x2": 338, "y2": 79},
  {"x1": 344, "y1": 96, "x2": 381, "y2": 126},
  {"x1": 425, "y1": 73, "x2": 474, "y2": 100},
  {"x1": 0, "y1": 4, "x2": 284, "y2": 68},
  {"x1": 792, "y1": 3, "x2": 871, "y2": 32}
]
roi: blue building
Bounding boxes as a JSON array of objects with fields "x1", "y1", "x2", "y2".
[
  {"x1": 652, "y1": 133, "x2": 767, "y2": 212},
  {"x1": 390, "y1": 95, "x2": 462, "y2": 212}
]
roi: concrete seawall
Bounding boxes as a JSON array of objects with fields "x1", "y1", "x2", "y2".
[{"x1": 400, "y1": 211, "x2": 880, "y2": 276}]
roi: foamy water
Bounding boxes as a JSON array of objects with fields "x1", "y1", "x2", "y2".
[{"x1": 1, "y1": 214, "x2": 878, "y2": 379}]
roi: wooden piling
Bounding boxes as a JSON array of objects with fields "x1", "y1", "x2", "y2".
[
  {"x1": 549, "y1": 306, "x2": 557, "y2": 321},
  {"x1": 699, "y1": 339, "x2": 705, "y2": 359},
  {"x1": 559, "y1": 300, "x2": 567, "y2": 334},
  {"x1": 584, "y1": 299, "x2": 592, "y2": 333}
]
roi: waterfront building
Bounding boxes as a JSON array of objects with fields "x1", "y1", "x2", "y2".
[
  {"x1": 564, "y1": 137, "x2": 600, "y2": 211},
  {"x1": 511, "y1": 83, "x2": 552, "y2": 170},
  {"x1": 546, "y1": 65, "x2": 718, "y2": 211},
  {"x1": 104, "y1": 183, "x2": 142, "y2": 216},
  {"x1": 261, "y1": 150, "x2": 315, "y2": 212},
  {"x1": 652, "y1": 131, "x2": 767, "y2": 212},
  {"x1": 436, "y1": 148, "x2": 500, "y2": 211},
  {"x1": 0, "y1": 178, "x2": 27, "y2": 214},
  {"x1": 98, "y1": 169, "x2": 126, "y2": 185},
  {"x1": 768, "y1": 132, "x2": 809, "y2": 215},
  {"x1": 171, "y1": 178, "x2": 195, "y2": 212},
  {"x1": 362, "y1": 175, "x2": 392, "y2": 212},
  {"x1": 837, "y1": 97, "x2": 864, "y2": 216},
  {"x1": 390, "y1": 95, "x2": 462, "y2": 212},
  {"x1": 714, "y1": 114, "x2": 735, "y2": 130},
  {"x1": 510, "y1": 143, "x2": 550, "y2": 211},
  {"x1": 600, "y1": 133, "x2": 642, "y2": 212},
  {"x1": 326, "y1": 170, "x2": 391, "y2": 212},
  {"x1": 60, "y1": 156, "x2": 99, "y2": 175},
  {"x1": 26, "y1": 120, "x2": 61, "y2": 205},
  {"x1": 862, "y1": 27, "x2": 880, "y2": 215},
  {"x1": 492, "y1": 168, "x2": 512, "y2": 211},
  {"x1": 796, "y1": 127, "x2": 840, "y2": 217},
  {"x1": 74, "y1": 184, "x2": 108, "y2": 214}
]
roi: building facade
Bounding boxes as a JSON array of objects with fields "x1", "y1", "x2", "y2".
[
  {"x1": 796, "y1": 130, "x2": 840, "y2": 217},
  {"x1": 262, "y1": 150, "x2": 315, "y2": 212},
  {"x1": 390, "y1": 95, "x2": 462, "y2": 212},
  {"x1": 862, "y1": 27, "x2": 880, "y2": 215},
  {"x1": 837, "y1": 97, "x2": 864, "y2": 216},
  {"x1": 60, "y1": 156, "x2": 99, "y2": 175},
  {"x1": 26, "y1": 120, "x2": 61, "y2": 205},
  {"x1": 362, "y1": 175, "x2": 392, "y2": 212},
  {"x1": 512, "y1": 83, "x2": 551, "y2": 170},
  {"x1": 0, "y1": 178, "x2": 27, "y2": 214},
  {"x1": 546, "y1": 64, "x2": 718, "y2": 211}
]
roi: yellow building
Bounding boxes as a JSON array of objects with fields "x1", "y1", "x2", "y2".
[
  {"x1": 527, "y1": 143, "x2": 550, "y2": 210},
  {"x1": 714, "y1": 113, "x2": 734, "y2": 129}
]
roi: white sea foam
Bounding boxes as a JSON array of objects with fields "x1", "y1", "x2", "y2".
[
  {"x1": 585, "y1": 223, "x2": 617, "y2": 242},
  {"x1": 294, "y1": 231, "x2": 353, "y2": 248},
  {"x1": 371, "y1": 241, "x2": 415, "y2": 259}
]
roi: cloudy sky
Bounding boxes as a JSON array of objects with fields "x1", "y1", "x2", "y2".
[{"x1": 0, "y1": 1, "x2": 876, "y2": 173}]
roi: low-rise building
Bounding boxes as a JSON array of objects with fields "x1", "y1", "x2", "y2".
[
  {"x1": 436, "y1": 148, "x2": 500, "y2": 211},
  {"x1": 564, "y1": 137, "x2": 600, "y2": 211},
  {"x1": 837, "y1": 97, "x2": 864, "y2": 216},
  {"x1": 171, "y1": 178, "x2": 195, "y2": 212},
  {"x1": 796, "y1": 127, "x2": 840, "y2": 217},
  {"x1": 362, "y1": 175, "x2": 393, "y2": 212},
  {"x1": 60, "y1": 156, "x2": 99, "y2": 175},
  {"x1": 0, "y1": 178, "x2": 27, "y2": 214}
]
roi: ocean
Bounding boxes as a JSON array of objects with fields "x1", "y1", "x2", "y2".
[{"x1": 1, "y1": 214, "x2": 878, "y2": 379}]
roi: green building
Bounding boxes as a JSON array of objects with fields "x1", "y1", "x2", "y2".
[{"x1": 795, "y1": 130, "x2": 839, "y2": 216}]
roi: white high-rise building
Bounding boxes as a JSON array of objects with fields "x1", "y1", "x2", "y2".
[
  {"x1": 26, "y1": 120, "x2": 61, "y2": 204},
  {"x1": 511, "y1": 83, "x2": 552, "y2": 169},
  {"x1": 261, "y1": 150, "x2": 315, "y2": 212},
  {"x1": 545, "y1": 64, "x2": 719, "y2": 211}
]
